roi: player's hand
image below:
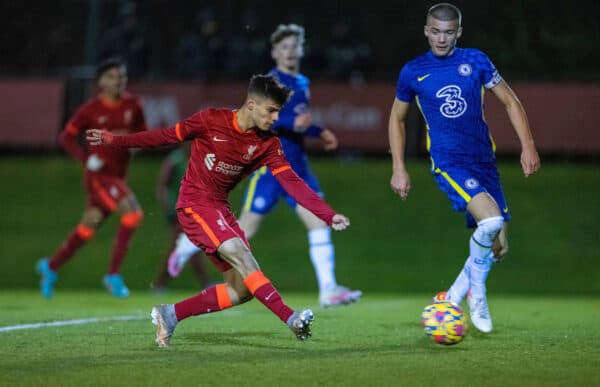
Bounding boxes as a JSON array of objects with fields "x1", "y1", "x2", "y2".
[
  {"x1": 390, "y1": 168, "x2": 411, "y2": 200},
  {"x1": 521, "y1": 145, "x2": 540, "y2": 177},
  {"x1": 86, "y1": 129, "x2": 114, "y2": 146},
  {"x1": 330, "y1": 214, "x2": 350, "y2": 231},
  {"x1": 86, "y1": 154, "x2": 104, "y2": 171},
  {"x1": 293, "y1": 112, "x2": 312, "y2": 132},
  {"x1": 320, "y1": 129, "x2": 338, "y2": 151}
]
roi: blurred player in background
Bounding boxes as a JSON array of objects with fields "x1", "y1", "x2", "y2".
[
  {"x1": 388, "y1": 3, "x2": 540, "y2": 332},
  {"x1": 168, "y1": 24, "x2": 361, "y2": 308},
  {"x1": 36, "y1": 58, "x2": 146, "y2": 298},
  {"x1": 86, "y1": 74, "x2": 351, "y2": 346},
  {"x1": 150, "y1": 144, "x2": 213, "y2": 291}
]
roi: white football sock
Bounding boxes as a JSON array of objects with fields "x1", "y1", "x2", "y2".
[
  {"x1": 173, "y1": 233, "x2": 201, "y2": 264},
  {"x1": 446, "y1": 258, "x2": 470, "y2": 303},
  {"x1": 468, "y1": 251, "x2": 494, "y2": 299},
  {"x1": 308, "y1": 227, "x2": 337, "y2": 292},
  {"x1": 467, "y1": 216, "x2": 504, "y2": 299}
]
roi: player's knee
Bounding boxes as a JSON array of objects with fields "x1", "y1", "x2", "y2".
[
  {"x1": 121, "y1": 210, "x2": 143, "y2": 228},
  {"x1": 218, "y1": 238, "x2": 257, "y2": 274},
  {"x1": 218, "y1": 238, "x2": 245, "y2": 258},
  {"x1": 82, "y1": 208, "x2": 104, "y2": 228},
  {"x1": 478, "y1": 216, "x2": 504, "y2": 238}
]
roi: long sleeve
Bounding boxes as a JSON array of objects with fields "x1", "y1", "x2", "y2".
[
  {"x1": 111, "y1": 125, "x2": 183, "y2": 148},
  {"x1": 111, "y1": 110, "x2": 210, "y2": 148},
  {"x1": 60, "y1": 123, "x2": 86, "y2": 163},
  {"x1": 273, "y1": 167, "x2": 336, "y2": 225}
]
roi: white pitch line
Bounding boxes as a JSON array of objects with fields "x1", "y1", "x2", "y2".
[{"x1": 0, "y1": 315, "x2": 146, "y2": 333}]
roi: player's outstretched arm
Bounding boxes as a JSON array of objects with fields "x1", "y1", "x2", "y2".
[
  {"x1": 388, "y1": 98, "x2": 411, "y2": 200},
  {"x1": 86, "y1": 126, "x2": 184, "y2": 148},
  {"x1": 491, "y1": 80, "x2": 541, "y2": 177},
  {"x1": 273, "y1": 166, "x2": 349, "y2": 229}
]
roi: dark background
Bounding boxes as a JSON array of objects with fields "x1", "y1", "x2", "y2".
[{"x1": 2, "y1": 0, "x2": 599, "y2": 82}]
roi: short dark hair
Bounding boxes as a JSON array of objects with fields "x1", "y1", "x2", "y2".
[
  {"x1": 247, "y1": 74, "x2": 292, "y2": 107},
  {"x1": 96, "y1": 57, "x2": 126, "y2": 79},
  {"x1": 270, "y1": 24, "x2": 305, "y2": 46},
  {"x1": 427, "y1": 3, "x2": 462, "y2": 26}
]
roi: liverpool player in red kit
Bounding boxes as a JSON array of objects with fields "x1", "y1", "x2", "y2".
[
  {"x1": 36, "y1": 58, "x2": 146, "y2": 299},
  {"x1": 87, "y1": 74, "x2": 350, "y2": 345}
]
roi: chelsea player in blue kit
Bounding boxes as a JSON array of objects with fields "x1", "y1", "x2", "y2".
[
  {"x1": 388, "y1": 3, "x2": 540, "y2": 332},
  {"x1": 238, "y1": 24, "x2": 361, "y2": 308}
]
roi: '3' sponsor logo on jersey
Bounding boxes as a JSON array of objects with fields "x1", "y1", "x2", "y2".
[{"x1": 436, "y1": 85, "x2": 467, "y2": 118}]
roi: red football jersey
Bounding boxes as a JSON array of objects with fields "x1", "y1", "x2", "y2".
[
  {"x1": 111, "y1": 108, "x2": 336, "y2": 224},
  {"x1": 61, "y1": 92, "x2": 146, "y2": 177}
]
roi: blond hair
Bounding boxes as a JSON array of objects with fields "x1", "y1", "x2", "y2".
[{"x1": 270, "y1": 24, "x2": 305, "y2": 46}]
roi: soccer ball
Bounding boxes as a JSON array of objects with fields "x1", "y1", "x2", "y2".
[{"x1": 421, "y1": 301, "x2": 466, "y2": 345}]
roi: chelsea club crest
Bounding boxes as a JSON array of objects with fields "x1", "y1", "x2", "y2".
[{"x1": 458, "y1": 63, "x2": 472, "y2": 76}]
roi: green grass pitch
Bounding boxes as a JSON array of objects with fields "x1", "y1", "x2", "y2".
[
  {"x1": 0, "y1": 155, "x2": 599, "y2": 386},
  {"x1": 1, "y1": 291, "x2": 599, "y2": 387}
]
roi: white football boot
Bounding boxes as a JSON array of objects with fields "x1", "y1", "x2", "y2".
[
  {"x1": 287, "y1": 309, "x2": 315, "y2": 341},
  {"x1": 319, "y1": 285, "x2": 363, "y2": 308},
  {"x1": 468, "y1": 295, "x2": 493, "y2": 333},
  {"x1": 151, "y1": 304, "x2": 178, "y2": 347}
]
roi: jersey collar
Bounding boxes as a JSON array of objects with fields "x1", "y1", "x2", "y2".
[
  {"x1": 232, "y1": 111, "x2": 245, "y2": 134},
  {"x1": 98, "y1": 95, "x2": 124, "y2": 109}
]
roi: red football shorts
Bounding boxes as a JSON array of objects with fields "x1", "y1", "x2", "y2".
[
  {"x1": 85, "y1": 174, "x2": 132, "y2": 212},
  {"x1": 176, "y1": 204, "x2": 250, "y2": 272}
]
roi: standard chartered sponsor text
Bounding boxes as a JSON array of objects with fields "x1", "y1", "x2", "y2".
[{"x1": 215, "y1": 161, "x2": 243, "y2": 175}]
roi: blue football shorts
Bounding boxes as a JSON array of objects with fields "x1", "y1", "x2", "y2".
[
  {"x1": 241, "y1": 164, "x2": 322, "y2": 215},
  {"x1": 432, "y1": 162, "x2": 510, "y2": 228}
]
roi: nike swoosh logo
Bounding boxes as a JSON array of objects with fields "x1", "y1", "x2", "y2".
[
  {"x1": 503, "y1": 207, "x2": 509, "y2": 213},
  {"x1": 213, "y1": 136, "x2": 228, "y2": 142},
  {"x1": 417, "y1": 74, "x2": 431, "y2": 82},
  {"x1": 265, "y1": 291, "x2": 276, "y2": 301}
]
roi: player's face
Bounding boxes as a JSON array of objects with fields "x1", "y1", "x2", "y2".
[
  {"x1": 424, "y1": 17, "x2": 462, "y2": 57},
  {"x1": 271, "y1": 35, "x2": 304, "y2": 72},
  {"x1": 98, "y1": 66, "x2": 127, "y2": 98},
  {"x1": 250, "y1": 97, "x2": 282, "y2": 131}
]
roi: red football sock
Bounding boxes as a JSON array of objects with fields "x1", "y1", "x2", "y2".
[
  {"x1": 49, "y1": 225, "x2": 94, "y2": 271},
  {"x1": 244, "y1": 271, "x2": 294, "y2": 323},
  {"x1": 174, "y1": 284, "x2": 232, "y2": 321},
  {"x1": 108, "y1": 211, "x2": 142, "y2": 274}
]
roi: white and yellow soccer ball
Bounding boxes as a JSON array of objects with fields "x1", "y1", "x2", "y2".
[{"x1": 421, "y1": 301, "x2": 467, "y2": 345}]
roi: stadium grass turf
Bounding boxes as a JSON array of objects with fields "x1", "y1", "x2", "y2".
[
  {"x1": 0, "y1": 291, "x2": 599, "y2": 387},
  {"x1": 1, "y1": 156, "x2": 599, "y2": 295}
]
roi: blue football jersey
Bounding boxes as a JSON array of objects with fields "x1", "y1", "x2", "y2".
[
  {"x1": 395, "y1": 48, "x2": 502, "y2": 166},
  {"x1": 269, "y1": 68, "x2": 322, "y2": 169}
]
